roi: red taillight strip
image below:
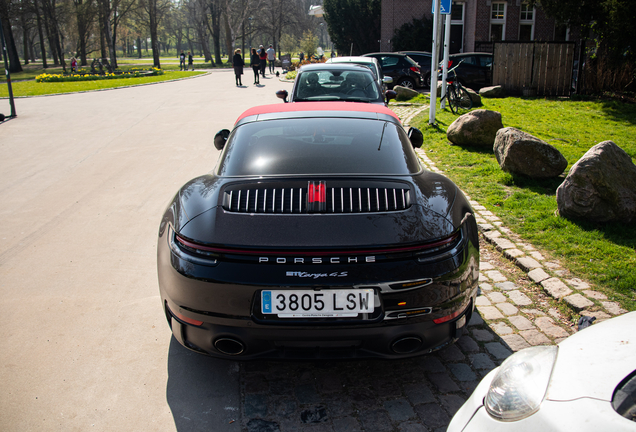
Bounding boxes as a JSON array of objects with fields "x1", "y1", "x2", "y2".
[
  {"x1": 167, "y1": 304, "x2": 204, "y2": 326},
  {"x1": 433, "y1": 309, "x2": 460, "y2": 324},
  {"x1": 175, "y1": 232, "x2": 459, "y2": 256}
]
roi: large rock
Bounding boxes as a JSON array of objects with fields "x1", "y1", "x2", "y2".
[
  {"x1": 464, "y1": 87, "x2": 482, "y2": 106},
  {"x1": 447, "y1": 109, "x2": 503, "y2": 148},
  {"x1": 556, "y1": 141, "x2": 636, "y2": 223},
  {"x1": 480, "y1": 85, "x2": 506, "y2": 98},
  {"x1": 393, "y1": 85, "x2": 420, "y2": 101},
  {"x1": 494, "y1": 127, "x2": 567, "y2": 178}
]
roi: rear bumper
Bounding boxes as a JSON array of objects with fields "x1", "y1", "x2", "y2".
[
  {"x1": 158, "y1": 217, "x2": 479, "y2": 359},
  {"x1": 165, "y1": 299, "x2": 474, "y2": 360}
]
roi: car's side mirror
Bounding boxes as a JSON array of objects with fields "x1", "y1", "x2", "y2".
[
  {"x1": 276, "y1": 90, "x2": 288, "y2": 103},
  {"x1": 383, "y1": 76, "x2": 393, "y2": 84},
  {"x1": 385, "y1": 90, "x2": 397, "y2": 101},
  {"x1": 408, "y1": 127, "x2": 423, "y2": 148},
  {"x1": 214, "y1": 129, "x2": 230, "y2": 151}
]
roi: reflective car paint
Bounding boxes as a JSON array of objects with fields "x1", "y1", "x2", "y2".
[{"x1": 157, "y1": 102, "x2": 479, "y2": 360}]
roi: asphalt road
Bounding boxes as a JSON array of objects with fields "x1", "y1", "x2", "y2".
[
  {"x1": 0, "y1": 69, "x2": 290, "y2": 431},
  {"x1": 3, "y1": 70, "x2": 584, "y2": 432}
]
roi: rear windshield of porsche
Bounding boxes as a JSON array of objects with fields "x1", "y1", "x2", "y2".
[{"x1": 215, "y1": 117, "x2": 422, "y2": 176}]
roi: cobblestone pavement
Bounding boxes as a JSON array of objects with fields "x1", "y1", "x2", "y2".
[{"x1": 236, "y1": 104, "x2": 627, "y2": 432}]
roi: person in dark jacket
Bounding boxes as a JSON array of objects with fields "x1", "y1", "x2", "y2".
[
  {"x1": 233, "y1": 49, "x2": 244, "y2": 86},
  {"x1": 250, "y1": 48, "x2": 260, "y2": 85},
  {"x1": 258, "y1": 45, "x2": 267, "y2": 77}
]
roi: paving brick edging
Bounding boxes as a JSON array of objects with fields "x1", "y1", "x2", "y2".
[{"x1": 392, "y1": 110, "x2": 627, "y2": 329}]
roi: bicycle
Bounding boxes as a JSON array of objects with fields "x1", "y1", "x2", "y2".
[{"x1": 439, "y1": 60, "x2": 472, "y2": 114}]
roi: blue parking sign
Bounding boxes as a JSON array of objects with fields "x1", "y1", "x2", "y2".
[{"x1": 432, "y1": 0, "x2": 452, "y2": 14}]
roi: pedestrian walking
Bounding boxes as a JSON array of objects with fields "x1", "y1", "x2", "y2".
[
  {"x1": 179, "y1": 51, "x2": 186, "y2": 71},
  {"x1": 233, "y1": 49, "x2": 244, "y2": 86},
  {"x1": 258, "y1": 45, "x2": 267, "y2": 77},
  {"x1": 299, "y1": 51, "x2": 304, "y2": 63},
  {"x1": 188, "y1": 51, "x2": 194, "y2": 71},
  {"x1": 267, "y1": 44, "x2": 276, "y2": 74},
  {"x1": 70, "y1": 57, "x2": 77, "y2": 73},
  {"x1": 250, "y1": 48, "x2": 260, "y2": 85}
]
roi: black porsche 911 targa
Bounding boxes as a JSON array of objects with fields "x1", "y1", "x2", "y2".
[{"x1": 157, "y1": 102, "x2": 479, "y2": 360}]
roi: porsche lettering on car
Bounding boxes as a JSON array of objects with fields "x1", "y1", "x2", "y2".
[{"x1": 157, "y1": 101, "x2": 480, "y2": 359}]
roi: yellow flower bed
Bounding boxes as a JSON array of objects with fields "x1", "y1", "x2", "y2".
[{"x1": 36, "y1": 68, "x2": 164, "y2": 83}]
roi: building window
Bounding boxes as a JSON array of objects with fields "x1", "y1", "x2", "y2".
[
  {"x1": 450, "y1": 3, "x2": 465, "y2": 53},
  {"x1": 520, "y1": 3, "x2": 533, "y2": 21},
  {"x1": 451, "y1": 3, "x2": 464, "y2": 21},
  {"x1": 490, "y1": 2, "x2": 506, "y2": 41},
  {"x1": 519, "y1": 3, "x2": 535, "y2": 41},
  {"x1": 491, "y1": 3, "x2": 505, "y2": 20}
]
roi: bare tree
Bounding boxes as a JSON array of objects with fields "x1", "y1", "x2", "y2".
[
  {"x1": 40, "y1": 0, "x2": 66, "y2": 70},
  {"x1": 0, "y1": 0, "x2": 24, "y2": 72},
  {"x1": 72, "y1": 0, "x2": 96, "y2": 65},
  {"x1": 139, "y1": 0, "x2": 170, "y2": 67},
  {"x1": 33, "y1": 0, "x2": 48, "y2": 66}
]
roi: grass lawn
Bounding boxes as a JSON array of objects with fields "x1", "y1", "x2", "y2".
[
  {"x1": 407, "y1": 96, "x2": 636, "y2": 311},
  {"x1": 0, "y1": 70, "x2": 206, "y2": 97}
]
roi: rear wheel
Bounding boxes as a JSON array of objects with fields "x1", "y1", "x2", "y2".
[
  {"x1": 453, "y1": 86, "x2": 473, "y2": 112},
  {"x1": 447, "y1": 87, "x2": 458, "y2": 114},
  {"x1": 397, "y1": 77, "x2": 415, "y2": 89}
]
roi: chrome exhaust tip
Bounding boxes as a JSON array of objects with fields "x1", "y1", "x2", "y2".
[
  {"x1": 391, "y1": 336, "x2": 423, "y2": 354},
  {"x1": 214, "y1": 338, "x2": 245, "y2": 356}
]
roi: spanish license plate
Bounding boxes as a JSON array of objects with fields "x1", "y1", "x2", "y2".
[{"x1": 261, "y1": 289, "x2": 374, "y2": 318}]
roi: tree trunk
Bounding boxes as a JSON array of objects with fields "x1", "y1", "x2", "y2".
[
  {"x1": 98, "y1": 4, "x2": 107, "y2": 59},
  {"x1": 0, "y1": 0, "x2": 24, "y2": 72},
  {"x1": 20, "y1": 11, "x2": 29, "y2": 65},
  {"x1": 74, "y1": 0, "x2": 90, "y2": 65},
  {"x1": 148, "y1": 0, "x2": 160, "y2": 67},
  {"x1": 223, "y1": 9, "x2": 233, "y2": 58},
  {"x1": 48, "y1": 0, "x2": 66, "y2": 71},
  {"x1": 137, "y1": 36, "x2": 142, "y2": 58},
  {"x1": 209, "y1": 0, "x2": 222, "y2": 65},
  {"x1": 101, "y1": 0, "x2": 116, "y2": 68},
  {"x1": 197, "y1": 20, "x2": 212, "y2": 62},
  {"x1": 34, "y1": 0, "x2": 48, "y2": 68},
  {"x1": 29, "y1": 35, "x2": 36, "y2": 63},
  {"x1": 40, "y1": 0, "x2": 59, "y2": 65}
]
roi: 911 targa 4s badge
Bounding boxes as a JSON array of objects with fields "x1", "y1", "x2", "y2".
[{"x1": 157, "y1": 102, "x2": 480, "y2": 360}]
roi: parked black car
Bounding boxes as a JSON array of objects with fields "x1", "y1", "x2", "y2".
[
  {"x1": 362, "y1": 52, "x2": 424, "y2": 89},
  {"x1": 399, "y1": 51, "x2": 432, "y2": 88},
  {"x1": 157, "y1": 101, "x2": 480, "y2": 360},
  {"x1": 440, "y1": 52, "x2": 493, "y2": 90}
]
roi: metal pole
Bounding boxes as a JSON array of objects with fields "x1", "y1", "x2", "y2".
[
  {"x1": 429, "y1": 0, "x2": 440, "y2": 124},
  {"x1": 441, "y1": 14, "x2": 451, "y2": 110},
  {"x1": 0, "y1": 16, "x2": 17, "y2": 118}
]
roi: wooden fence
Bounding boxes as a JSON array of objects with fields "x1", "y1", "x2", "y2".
[{"x1": 492, "y1": 42, "x2": 576, "y2": 96}]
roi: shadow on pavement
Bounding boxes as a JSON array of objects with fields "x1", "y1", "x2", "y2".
[{"x1": 166, "y1": 336, "x2": 241, "y2": 432}]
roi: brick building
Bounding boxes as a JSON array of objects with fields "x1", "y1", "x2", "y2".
[{"x1": 381, "y1": 0, "x2": 567, "y2": 53}]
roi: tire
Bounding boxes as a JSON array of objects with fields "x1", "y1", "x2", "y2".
[
  {"x1": 453, "y1": 86, "x2": 473, "y2": 111},
  {"x1": 425, "y1": 73, "x2": 431, "y2": 89},
  {"x1": 447, "y1": 87, "x2": 458, "y2": 114},
  {"x1": 397, "y1": 77, "x2": 415, "y2": 89}
]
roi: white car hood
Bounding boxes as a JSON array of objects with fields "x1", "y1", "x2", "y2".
[{"x1": 547, "y1": 311, "x2": 636, "y2": 402}]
